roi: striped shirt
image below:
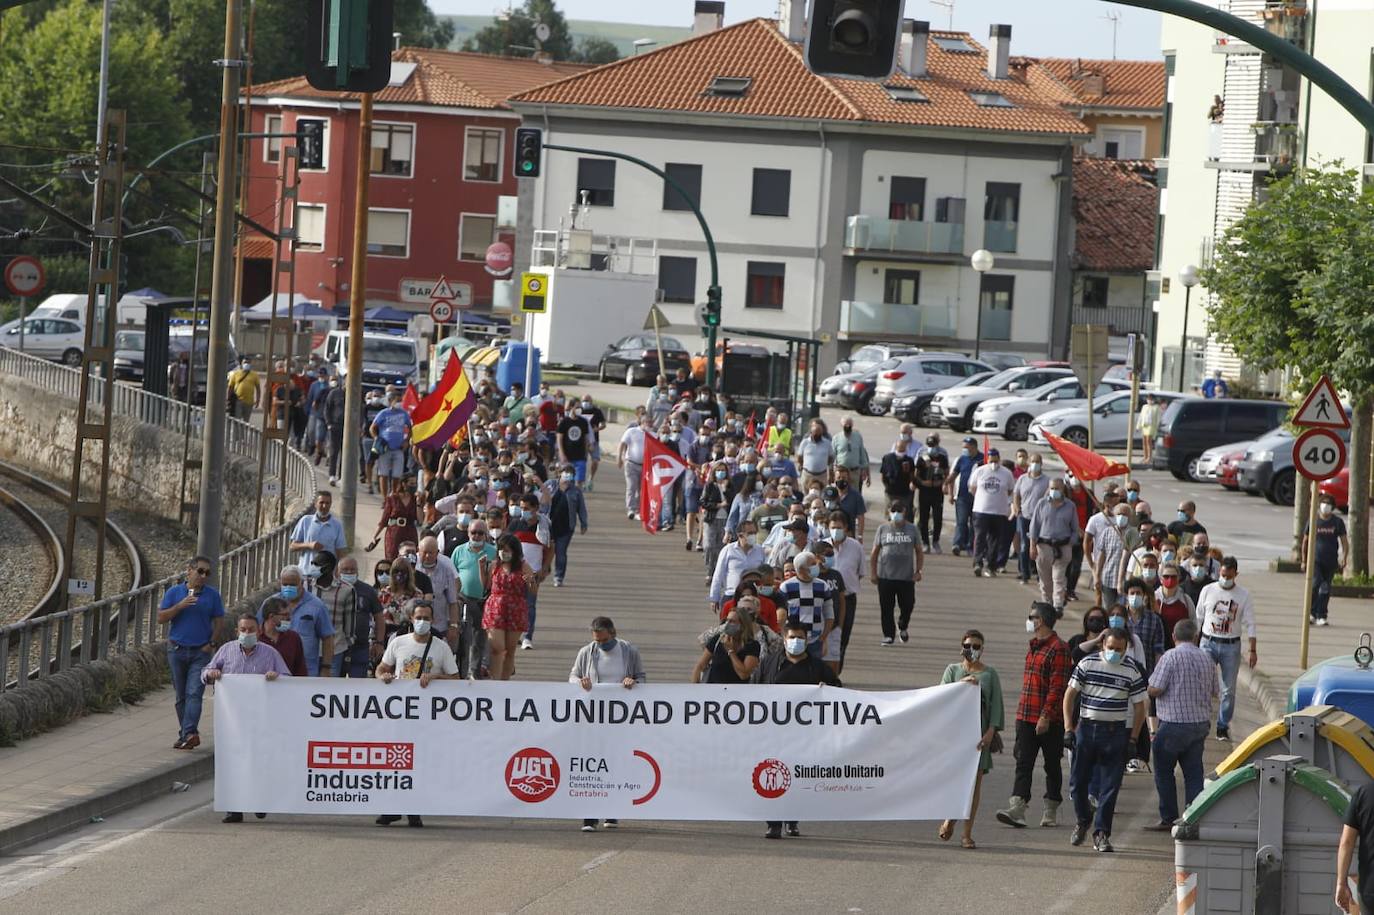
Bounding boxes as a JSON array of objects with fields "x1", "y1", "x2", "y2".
[
  {"x1": 1085, "y1": 512, "x2": 1128, "y2": 589},
  {"x1": 1069, "y1": 653, "x2": 1147, "y2": 722},
  {"x1": 1149, "y1": 642, "x2": 1219, "y2": 724},
  {"x1": 778, "y1": 576, "x2": 834, "y2": 644}
]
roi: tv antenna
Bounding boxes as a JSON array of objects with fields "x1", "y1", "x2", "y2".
[
  {"x1": 1101, "y1": 11, "x2": 1122, "y2": 60},
  {"x1": 930, "y1": 0, "x2": 955, "y2": 31}
]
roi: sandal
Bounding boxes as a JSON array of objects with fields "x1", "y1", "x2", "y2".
[
  {"x1": 961, "y1": 836, "x2": 977, "y2": 849},
  {"x1": 938, "y1": 821, "x2": 954, "y2": 841}
]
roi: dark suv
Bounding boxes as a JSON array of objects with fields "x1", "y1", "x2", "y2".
[{"x1": 1153, "y1": 398, "x2": 1290, "y2": 481}]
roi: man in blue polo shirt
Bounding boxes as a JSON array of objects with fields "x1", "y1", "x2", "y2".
[
  {"x1": 258, "y1": 565, "x2": 335, "y2": 676},
  {"x1": 157, "y1": 556, "x2": 226, "y2": 750},
  {"x1": 290, "y1": 490, "x2": 347, "y2": 573},
  {"x1": 944, "y1": 436, "x2": 983, "y2": 556},
  {"x1": 370, "y1": 392, "x2": 413, "y2": 497}
]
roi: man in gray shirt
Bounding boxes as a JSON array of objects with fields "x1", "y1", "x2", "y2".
[
  {"x1": 795, "y1": 419, "x2": 835, "y2": 491},
  {"x1": 868, "y1": 501, "x2": 924, "y2": 646},
  {"x1": 1029, "y1": 478, "x2": 1081, "y2": 611},
  {"x1": 833, "y1": 418, "x2": 869, "y2": 487},
  {"x1": 1012, "y1": 456, "x2": 1051, "y2": 585},
  {"x1": 416, "y1": 536, "x2": 460, "y2": 648}
]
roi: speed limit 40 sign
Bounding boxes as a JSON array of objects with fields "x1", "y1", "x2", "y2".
[{"x1": 1293, "y1": 428, "x2": 1346, "y2": 482}]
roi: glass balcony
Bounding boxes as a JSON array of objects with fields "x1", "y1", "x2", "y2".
[
  {"x1": 982, "y1": 220, "x2": 1018, "y2": 253},
  {"x1": 844, "y1": 215, "x2": 964, "y2": 256},
  {"x1": 979, "y1": 305, "x2": 1012, "y2": 341},
  {"x1": 839, "y1": 300, "x2": 957, "y2": 339}
]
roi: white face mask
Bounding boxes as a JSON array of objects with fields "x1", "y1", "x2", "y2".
[
  {"x1": 1319, "y1": 504, "x2": 1335, "y2": 518},
  {"x1": 829, "y1": 528, "x2": 845, "y2": 542},
  {"x1": 739, "y1": 533, "x2": 753, "y2": 547},
  {"x1": 1029, "y1": 462, "x2": 1042, "y2": 475},
  {"x1": 412, "y1": 619, "x2": 432, "y2": 636},
  {"x1": 785, "y1": 637, "x2": 807, "y2": 656},
  {"x1": 1025, "y1": 618, "x2": 1038, "y2": 634},
  {"x1": 1219, "y1": 577, "x2": 1236, "y2": 590}
]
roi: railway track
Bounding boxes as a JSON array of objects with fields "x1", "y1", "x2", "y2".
[{"x1": 0, "y1": 484, "x2": 65, "y2": 620}]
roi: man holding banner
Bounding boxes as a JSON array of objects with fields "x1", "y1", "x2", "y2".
[{"x1": 640, "y1": 431, "x2": 688, "y2": 535}]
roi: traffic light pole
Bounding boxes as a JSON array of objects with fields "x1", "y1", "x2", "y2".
[
  {"x1": 339, "y1": 92, "x2": 373, "y2": 551},
  {"x1": 543, "y1": 143, "x2": 722, "y2": 389}
]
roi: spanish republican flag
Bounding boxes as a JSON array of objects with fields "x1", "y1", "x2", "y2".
[{"x1": 412, "y1": 355, "x2": 477, "y2": 450}]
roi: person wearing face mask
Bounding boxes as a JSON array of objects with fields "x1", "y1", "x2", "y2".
[
  {"x1": 824, "y1": 511, "x2": 864, "y2": 668},
  {"x1": 337, "y1": 556, "x2": 385, "y2": 670},
  {"x1": 369, "y1": 393, "x2": 414, "y2": 497},
  {"x1": 968, "y1": 448, "x2": 1014, "y2": 579},
  {"x1": 749, "y1": 483, "x2": 789, "y2": 535},
  {"x1": 880, "y1": 439, "x2": 917, "y2": 520},
  {"x1": 226, "y1": 357, "x2": 260, "y2": 420},
  {"x1": 452, "y1": 519, "x2": 496, "y2": 678},
  {"x1": 1180, "y1": 546, "x2": 1216, "y2": 604},
  {"x1": 1144, "y1": 618, "x2": 1218, "y2": 832},
  {"x1": 1063, "y1": 628, "x2": 1148, "y2": 853},
  {"x1": 1302, "y1": 494, "x2": 1349, "y2": 627},
  {"x1": 1195, "y1": 557, "x2": 1257, "y2": 742},
  {"x1": 795, "y1": 419, "x2": 834, "y2": 491},
  {"x1": 360, "y1": 389, "x2": 387, "y2": 494},
  {"x1": 724, "y1": 466, "x2": 766, "y2": 538},
  {"x1": 760, "y1": 619, "x2": 841, "y2": 839},
  {"x1": 914, "y1": 435, "x2": 949, "y2": 554},
  {"x1": 938, "y1": 629, "x2": 1004, "y2": 849},
  {"x1": 833, "y1": 418, "x2": 869, "y2": 489},
  {"x1": 699, "y1": 461, "x2": 730, "y2": 579},
  {"x1": 322, "y1": 371, "x2": 347, "y2": 486},
  {"x1": 547, "y1": 465, "x2": 588, "y2": 589},
  {"x1": 159, "y1": 555, "x2": 228, "y2": 750},
  {"x1": 1012, "y1": 454, "x2": 1050, "y2": 585},
  {"x1": 290, "y1": 490, "x2": 347, "y2": 574},
  {"x1": 1153, "y1": 563, "x2": 1195, "y2": 648},
  {"x1": 1068, "y1": 607, "x2": 1110, "y2": 663},
  {"x1": 869, "y1": 502, "x2": 923, "y2": 646},
  {"x1": 1029, "y1": 479, "x2": 1080, "y2": 611},
  {"x1": 575, "y1": 397, "x2": 605, "y2": 491},
  {"x1": 1063, "y1": 474, "x2": 1098, "y2": 602},
  {"x1": 414, "y1": 536, "x2": 460, "y2": 650},
  {"x1": 1167, "y1": 501, "x2": 1206, "y2": 548},
  {"x1": 831, "y1": 466, "x2": 866, "y2": 540},
  {"x1": 710, "y1": 520, "x2": 766, "y2": 611},
  {"x1": 996, "y1": 603, "x2": 1073, "y2": 830},
  {"x1": 481, "y1": 534, "x2": 531, "y2": 681},
  {"x1": 1121, "y1": 577, "x2": 1166, "y2": 773},
  {"x1": 618, "y1": 412, "x2": 648, "y2": 521},
  {"x1": 570, "y1": 616, "x2": 646, "y2": 831},
  {"x1": 1086, "y1": 499, "x2": 1131, "y2": 611},
  {"x1": 257, "y1": 566, "x2": 334, "y2": 676},
  {"x1": 368, "y1": 480, "x2": 418, "y2": 561},
  {"x1": 775, "y1": 552, "x2": 835, "y2": 654},
  {"x1": 308, "y1": 550, "x2": 361, "y2": 678},
  {"x1": 811, "y1": 541, "x2": 849, "y2": 672},
  {"x1": 945, "y1": 436, "x2": 982, "y2": 556},
  {"x1": 767, "y1": 517, "x2": 811, "y2": 571}
]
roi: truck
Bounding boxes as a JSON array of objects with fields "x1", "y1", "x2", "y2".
[{"x1": 319, "y1": 330, "x2": 422, "y2": 392}]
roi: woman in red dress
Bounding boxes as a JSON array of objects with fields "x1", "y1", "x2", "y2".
[
  {"x1": 482, "y1": 534, "x2": 531, "y2": 681},
  {"x1": 370, "y1": 480, "x2": 418, "y2": 560}
]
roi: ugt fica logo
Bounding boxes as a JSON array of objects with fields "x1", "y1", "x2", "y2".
[
  {"x1": 506, "y1": 747, "x2": 560, "y2": 803},
  {"x1": 752, "y1": 758, "x2": 791, "y2": 799}
]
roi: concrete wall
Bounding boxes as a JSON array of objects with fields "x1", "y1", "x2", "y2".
[{"x1": 0, "y1": 375, "x2": 263, "y2": 546}]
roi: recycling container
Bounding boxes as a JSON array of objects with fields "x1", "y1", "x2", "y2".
[
  {"x1": 496, "y1": 341, "x2": 541, "y2": 395},
  {"x1": 1216, "y1": 705, "x2": 1374, "y2": 787}
]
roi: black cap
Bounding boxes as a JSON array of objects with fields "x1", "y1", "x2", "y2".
[
  {"x1": 963, "y1": 436, "x2": 977, "y2": 445},
  {"x1": 783, "y1": 518, "x2": 809, "y2": 532}
]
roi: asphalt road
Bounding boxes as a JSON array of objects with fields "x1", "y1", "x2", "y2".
[{"x1": 0, "y1": 400, "x2": 1280, "y2": 915}]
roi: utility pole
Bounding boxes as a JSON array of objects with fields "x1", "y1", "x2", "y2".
[
  {"x1": 196, "y1": 0, "x2": 244, "y2": 566},
  {"x1": 339, "y1": 92, "x2": 374, "y2": 550}
]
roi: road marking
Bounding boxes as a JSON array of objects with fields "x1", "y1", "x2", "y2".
[{"x1": 580, "y1": 850, "x2": 619, "y2": 874}]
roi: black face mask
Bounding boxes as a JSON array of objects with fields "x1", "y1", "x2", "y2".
[{"x1": 1086, "y1": 618, "x2": 1106, "y2": 634}]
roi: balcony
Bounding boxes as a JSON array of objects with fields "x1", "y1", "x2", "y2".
[
  {"x1": 838, "y1": 300, "x2": 957, "y2": 341},
  {"x1": 1205, "y1": 123, "x2": 1301, "y2": 173},
  {"x1": 982, "y1": 220, "x2": 1018, "y2": 254},
  {"x1": 530, "y1": 228, "x2": 657, "y2": 275},
  {"x1": 1262, "y1": 1, "x2": 1307, "y2": 44},
  {"x1": 844, "y1": 215, "x2": 964, "y2": 257}
]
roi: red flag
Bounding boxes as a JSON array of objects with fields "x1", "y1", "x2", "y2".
[
  {"x1": 983, "y1": 433, "x2": 992, "y2": 464},
  {"x1": 745, "y1": 414, "x2": 757, "y2": 441},
  {"x1": 1042, "y1": 430, "x2": 1130, "y2": 482},
  {"x1": 639, "y1": 432, "x2": 687, "y2": 534},
  {"x1": 401, "y1": 383, "x2": 421, "y2": 416}
]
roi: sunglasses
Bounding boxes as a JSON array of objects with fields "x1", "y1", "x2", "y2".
[
  {"x1": 376, "y1": 567, "x2": 392, "y2": 575},
  {"x1": 962, "y1": 643, "x2": 983, "y2": 651},
  {"x1": 192, "y1": 567, "x2": 211, "y2": 575}
]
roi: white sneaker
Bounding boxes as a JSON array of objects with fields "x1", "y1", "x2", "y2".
[
  {"x1": 881, "y1": 637, "x2": 894, "y2": 646},
  {"x1": 1125, "y1": 759, "x2": 1145, "y2": 775},
  {"x1": 930, "y1": 543, "x2": 942, "y2": 555},
  {"x1": 1315, "y1": 618, "x2": 1330, "y2": 627},
  {"x1": 520, "y1": 638, "x2": 533, "y2": 650}
]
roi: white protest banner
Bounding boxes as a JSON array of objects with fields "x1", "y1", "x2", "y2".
[{"x1": 214, "y1": 678, "x2": 980, "y2": 821}]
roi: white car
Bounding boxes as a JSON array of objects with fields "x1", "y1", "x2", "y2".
[
  {"x1": 818, "y1": 370, "x2": 861, "y2": 405},
  {"x1": 932, "y1": 365, "x2": 1074, "y2": 434},
  {"x1": 1028, "y1": 390, "x2": 1184, "y2": 448},
  {"x1": 974, "y1": 377, "x2": 1131, "y2": 441},
  {"x1": 1, "y1": 316, "x2": 85, "y2": 365},
  {"x1": 1195, "y1": 439, "x2": 1254, "y2": 481}
]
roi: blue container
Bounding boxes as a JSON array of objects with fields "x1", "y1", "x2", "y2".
[
  {"x1": 1289, "y1": 659, "x2": 1374, "y2": 730},
  {"x1": 496, "y1": 341, "x2": 541, "y2": 395}
]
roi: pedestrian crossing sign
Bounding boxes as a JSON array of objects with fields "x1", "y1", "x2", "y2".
[{"x1": 1293, "y1": 375, "x2": 1349, "y2": 430}]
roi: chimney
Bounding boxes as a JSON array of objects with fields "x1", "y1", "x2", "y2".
[
  {"x1": 900, "y1": 19, "x2": 929, "y2": 77},
  {"x1": 987, "y1": 24, "x2": 1011, "y2": 80},
  {"x1": 693, "y1": 1, "x2": 725, "y2": 36},
  {"x1": 779, "y1": 0, "x2": 805, "y2": 42}
]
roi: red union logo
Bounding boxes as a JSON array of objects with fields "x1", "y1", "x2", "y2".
[
  {"x1": 752, "y1": 758, "x2": 791, "y2": 799},
  {"x1": 307, "y1": 741, "x2": 414, "y2": 770},
  {"x1": 506, "y1": 747, "x2": 560, "y2": 802}
]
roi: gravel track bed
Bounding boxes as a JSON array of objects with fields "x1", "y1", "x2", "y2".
[{"x1": 0, "y1": 500, "x2": 55, "y2": 625}]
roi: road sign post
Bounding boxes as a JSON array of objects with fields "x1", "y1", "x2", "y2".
[
  {"x1": 644, "y1": 303, "x2": 668, "y2": 382},
  {"x1": 1293, "y1": 375, "x2": 1351, "y2": 669},
  {"x1": 5, "y1": 256, "x2": 44, "y2": 355},
  {"x1": 1070, "y1": 324, "x2": 1109, "y2": 452},
  {"x1": 519, "y1": 272, "x2": 547, "y2": 397}
]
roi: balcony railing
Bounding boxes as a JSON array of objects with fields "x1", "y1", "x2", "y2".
[
  {"x1": 530, "y1": 229, "x2": 657, "y2": 275},
  {"x1": 839, "y1": 300, "x2": 957, "y2": 339},
  {"x1": 1071, "y1": 303, "x2": 1153, "y2": 337},
  {"x1": 1254, "y1": 123, "x2": 1300, "y2": 168},
  {"x1": 844, "y1": 215, "x2": 964, "y2": 256},
  {"x1": 982, "y1": 220, "x2": 1018, "y2": 253}
]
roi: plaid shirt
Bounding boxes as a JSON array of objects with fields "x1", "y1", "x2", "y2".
[
  {"x1": 1148, "y1": 642, "x2": 1218, "y2": 724},
  {"x1": 1016, "y1": 633, "x2": 1074, "y2": 725},
  {"x1": 1130, "y1": 608, "x2": 1167, "y2": 673}
]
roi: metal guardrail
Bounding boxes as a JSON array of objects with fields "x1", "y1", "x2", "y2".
[{"x1": 0, "y1": 347, "x2": 316, "y2": 692}]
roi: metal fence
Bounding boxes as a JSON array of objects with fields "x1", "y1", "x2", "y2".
[{"x1": 0, "y1": 347, "x2": 316, "y2": 691}]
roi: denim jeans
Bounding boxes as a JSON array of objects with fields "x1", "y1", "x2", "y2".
[
  {"x1": 1202, "y1": 637, "x2": 1242, "y2": 729},
  {"x1": 953, "y1": 494, "x2": 974, "y2": 552},
  {"x1": 168, "y1": 644, "x2": 210, "y2": 740},
  {"x1": 1312, "y1": 559, "x2": 1338, "y2": 620},
  {"x1": 1152, "y1": 720, "x2": 1210, "y2": 822},
  {"x1": 1016, "y1": 516, "x2": 1033, "y2": 580},
  {"x1": 331, "y1": 641, "x2": 370, "y2": 678},
  {"x1": 523, "y1": 592, "x2": 538, "y2": 641},
  {"x1": 1070, "y1": 719, "x2": 1130, "y2": 836},
  {"x1": 552, "y1": 532, "x2": 574, "y2": 581}
]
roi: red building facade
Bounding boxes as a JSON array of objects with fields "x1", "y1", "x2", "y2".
[{"x1": 239, "y1": 49, "x2": 586, "y2": 314}]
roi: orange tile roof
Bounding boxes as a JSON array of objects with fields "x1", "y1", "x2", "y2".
[
  {"x1": 249, "y1": 48, "x2": 590, "y2": 110},
  {"x1": 1031, "y1": 58, "x2": 1166, "y2": 112},
  {"x1": 510, "y1": 19, "x2": 1090, "y2": 138},
  {"x1": 1072, "y1": 157, "x2": 1159, "y2": 273},
  {"x1": 236, "y1": 235, "x2": 275, "y2": 260}
]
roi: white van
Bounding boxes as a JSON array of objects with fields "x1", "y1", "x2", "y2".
[
  {"x1": 0, "y1": 293, "x2": 92, "y2": 335},
  {"x1": 320, "y1": 330, "x2": 421, "y2": 392}
]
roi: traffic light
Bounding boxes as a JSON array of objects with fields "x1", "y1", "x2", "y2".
[
  {"x1": 703, "y1": 285, "x2": 722, "y2": 328},
  {"x1": 297, "y1": 120, "x2": 325, "y2": 169},
  {"x1": 305, "y1": 0, "x2": 394, "y2": 93},
  {"x1": 513, "y1": 127, "x2": 543, "y2": 179},
  {"x1": 804, "y1": 0, "x2": 903, "y2": 80}
]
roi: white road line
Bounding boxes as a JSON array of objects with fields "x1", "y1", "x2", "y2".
[{"x1": 580, "y1": 850, "x2": 619, "y2": 874}]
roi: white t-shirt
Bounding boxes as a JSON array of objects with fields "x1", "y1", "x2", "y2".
[
  {"x1": 620, "y1": 426, "x2": 646, "y2": 463},
  {"x1": 381, "y1": 633, "x2": 458, "y2": 679},
  {"x1": 969, "y1": 463, "x2": 1014, "y2": 515}
]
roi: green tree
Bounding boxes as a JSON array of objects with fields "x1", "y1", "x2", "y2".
[
  {"x1": 394, "y1": 0, "x2": 455, "y2": 49},
  {"x1": 573, "y1": 36, "x2": 620, "y2": 64},
  {"x1": 463, "y1": 0, "x2": 574, "y2": 59},
  {"x1": 1201, "y1": 165, "x2": 1374, "y2": 575}
]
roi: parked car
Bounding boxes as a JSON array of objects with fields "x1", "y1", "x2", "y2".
[
  {"x1": 1317, "y1": 467, "x2": 1372, "y2": 512},
  {"x1": 0, "y1": 293, "x2": 89, "y2": 335},
  {"x1": 839, "y1": 361, "x2": 896, "y2": 415},
  {"x1": 690, "y1": 341, "x2": 770, "y2": 382},
  {"x1": 978, "y1": 352, "x2": 1028, "y2": 371},
  {"x1": 1195, "y1": 439, "x2": 1253, "y2": 482},
  {"x1": 869, "y1": 354, "x2": 994, "y2": 419},
  {"x1": 818, "y1": 369, "x2": 861, "y2": 405},
  {"x1": 832, "y1": 343, "x2": 922, "y2": 375},
  {"x1": 1216, "y1": 448, "x2": 1249, "y2": 491},
  {"x1": 1152, "y1": 398, "x2": 1290, "y2": 481},
  {"x1": 930, "y1": 365, "x2": 1074, "y2": 434},
  {"x1": 892, "y1": 370, "x2": 997, "y2": 425},
  {"x1": 112, "y1": 329, "x2": 146, "y2": 381},
  {"x1": 1028, "y1": 389, "x2": 1183, "y2": 448},
  {"x1": 1, "y1": 316, "x2": 85, "y2": 365},
  {"x1": 974, "y1": 377, "x2": 1131, "y2": 441},
  {"x1": 600, "y1": 334, "x2": 693, "y2": 386},
  {"x1": 1237, "y1": 425, "x2": 1351, "y2": 506}
]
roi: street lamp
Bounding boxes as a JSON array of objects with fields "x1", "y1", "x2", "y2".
[
  {"x1": 971, "y1": 249, "x2": 995, "y2": 359},
  {"x1": 1179, "y1": 264, "x2": 1200, "y2": 392}
]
